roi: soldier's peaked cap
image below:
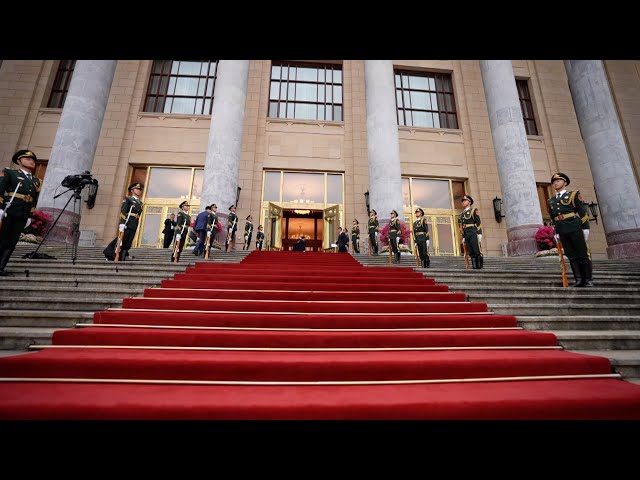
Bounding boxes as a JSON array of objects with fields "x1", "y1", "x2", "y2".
[
  {"x1": 551, "y1": 172, "x2": 570, "y2": 186},
  {"x1": 128, "y1": 182, "x2": 144, "y2": 191},
  {"x1": 12, "y1": 149, "x2": 38, "y2": 164},
  {"x1": 462, "y1": 195, "x2": 474, "y2": 205},
  {"x1": 179, "y1": 200, "x2": 189, "y2": 208},
  {"x1": 229, "y1": 205, "x2": 236, "y2": 210}
]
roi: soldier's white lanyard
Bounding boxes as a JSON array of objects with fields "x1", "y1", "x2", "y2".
[{"x1": 3, "y1": 181, "x2": 23, "y2": 217}]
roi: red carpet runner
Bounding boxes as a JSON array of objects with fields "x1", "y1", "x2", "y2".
[{"x1": 1, "y1": 251, "x2": 640, "y2": 419}]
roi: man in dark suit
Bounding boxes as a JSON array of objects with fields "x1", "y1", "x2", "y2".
[
  {"x1": 162, "y1": 213, "x2": 176, "y2": 248},
  {"x1": 193, "y1": 205, "x2": 212, "y2": 256},
  {"x1": 293, "y1": 235, "x2": 306, "y2": 252},
  {"x1": 0, "y1": 149, "x2": 41, "y2": 276}
]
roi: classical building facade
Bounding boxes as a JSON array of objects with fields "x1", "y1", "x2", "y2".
[{"x1": 1, "y1": 60, "x2": 639, "y2": 258}]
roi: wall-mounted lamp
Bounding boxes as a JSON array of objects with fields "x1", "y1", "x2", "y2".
[
  {"x1": 364, "y1": 190, "x2": 370, "y2": 216},
  {"x1": 493, "y1": 196, "x2": 505, "y2": 223},
  {"x1": 588, "y1": 201, "x2": 599, "y2": 224},
  {"x1": 235, "y1": 186, "x2": 242, "y2": 207}
]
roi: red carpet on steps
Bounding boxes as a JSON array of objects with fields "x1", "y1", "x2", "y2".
[{"x1": 1, "y1": 250, "x2": 640, "y2": 419}]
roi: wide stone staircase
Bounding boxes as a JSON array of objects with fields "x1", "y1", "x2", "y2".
[
  {"x1": 2, "y1": 245, "x2": 639, "y2": 385},
  {"x1": 0, "y1": 245, "x2": 250, "y2": 352},
  {"x1": 357, "y1": 253, "x2": 640, "y2": 384}
]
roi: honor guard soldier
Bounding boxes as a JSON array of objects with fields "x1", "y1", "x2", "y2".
[
  {"x1": 351, "y1": 219, "x2": 360, "y2": 253},
  {"x1": 172, "y1": 200, "x2": 191, "y2": 262},
  {"x1": 389, "y1": 210, "x2": 401, "y2": 263},
  {"x1": 413, "y1": 207, "x2": 431, "y2": 268},
  {"x1": 256, "y1": 225, "x2": 265, "y2": 250},
  {"x1": 103, "y1": 182, "x2": 144, "y2": 261},
  {"x1": 548, "y1": 172, "x2": 593, "y2": 287},
  {"x1": 225, "y1": 205, "x2": 238, "y2": 252},
  {"x1": 206, "y1": 204, "x2": 218, "y2": 249},
  {"x1": 243, "y1": 214, "x2": 253, "y2": 250},
  {"x1": 368, "y1": 209, "x2": 379, "y2": 255},
  {"x1": 0, "y1": 149, "x2": 41, "y2": 276},
  {"x1": 459, "y1": 195, "x2": 483, "y2": 269}
]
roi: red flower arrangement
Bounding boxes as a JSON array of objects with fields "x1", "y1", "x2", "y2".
[
  {"x1": 25, "y1": 209, "x2": 53, "y2": 238},
  {"x1": 379, "y1": 220, "x2": 411, "y2": 247},
  {"x1": 535, "y1": 226, "x2": 556, "y2": 251}
]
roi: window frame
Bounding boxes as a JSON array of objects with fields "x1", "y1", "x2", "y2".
[{"x1": 394, "y1": 69, "x2": 459, "y2": 130}]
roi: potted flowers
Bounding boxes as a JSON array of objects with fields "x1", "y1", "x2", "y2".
[
  {"x1": 534, "y1": 225, "x2": 559, "y2": 258},
  {"x1": 379, "y1": 220, "x2": 413, "y2": 254},
  {"x1": 18, "y1": 209, "x2": 52, "y2": 245}
]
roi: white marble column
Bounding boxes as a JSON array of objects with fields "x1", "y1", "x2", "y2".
[
  {"x1": 37, "y1": 60, "x2": 117, "y2": 243},
  {"x1": 200, "y1": 60, "x2": 250, "y2": 245},
  {"x1": 364, "y1": 60, "x2": 404, "y2": 244},
  {"x1": 480, "y1": 60, "x2": 543, "y2": 256},
  {"x1": 565, "y1": 60, "x2": 640, "y2": 259}
]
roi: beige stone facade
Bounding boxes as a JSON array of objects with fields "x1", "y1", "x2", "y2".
[{"x1": 1, "y1": 60, "x2": 638, "y2": 258}]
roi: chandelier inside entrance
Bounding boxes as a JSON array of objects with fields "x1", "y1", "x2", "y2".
[{"x1": 292, "y1": 183, "x2": 312, "y2": 209}]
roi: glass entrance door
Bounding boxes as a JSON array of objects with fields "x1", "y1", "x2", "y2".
[
  {"x1": 265, "y1": 202, "x2": 283, "y2": 250},
  {"x1": 323, "y1": 204, "x2": 339, "y2": 249}
]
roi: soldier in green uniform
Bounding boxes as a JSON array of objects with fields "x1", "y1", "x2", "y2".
[
  {"x1": 368, "y1": 209, "x2": 379, "y2": 256},
  {"x1": 206, "y1": 204, "x2": 218, "y2": 250},
  {"x1": 351, "y1": 219, "x2": 360, "y2": 254},
  {"x1": 256, "y1": 225, "x2": 265, "y2": 250},
  {"x1": 103, "y1": 182, "x2": 144, "y2": 261},
  {"x1": 172, "y1": 200, "x2": 191, "y2": 262},
  {"x1": 458, "y1": 195, "x2": 483, "y2": 269},
  {"x1": 548, "y1": 172, "x2": 593, "y2": 287},
  {"x1": 243, "y1": 214, "x2": 253, "y2": 251},
  {"x1": 389, "y1": 209, "x2": 401, "y2": 264},
  {"x1": 413, "y1": 207, "x2": 430, "y2": 268},
  {"x1": 225, "y1": 205, "x2": 238, "y2": 252},
  {"x1": 0, "y1": 149, "x2": 41, "y2": 276}
]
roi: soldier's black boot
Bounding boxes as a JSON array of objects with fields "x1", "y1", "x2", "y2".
[
  {"x1": 569, "y1": 260, "x2": 583, "y2": 287},
  {"x1": 583, "y1": 258, "x2": 594, "y2": 287},
  {"x1": 395, "y1": 251, "x2": 401, "y2": 263},
  {"x1": 478, "y1": 255, "x2": 483, "y2": 269},
  {"x1": 423, "y1": 256, "x2": 429, "y2": 268},
  {"x1": 0, "y1": 248, "x2": 14, "y2": 276},
  {"x1": 471, "y1": 256, "x2": 477, "y2": 269},
  {"x1": 120, "y1": 249, "x2": 128, "y2": 261}
]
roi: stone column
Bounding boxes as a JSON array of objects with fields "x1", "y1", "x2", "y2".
[
  {"x1": 480, "y1": 60, "x2": 543, "y2": 256},
  {"x1": 364, "y1": 60, "x2": 404, "y2": 247},
  {"x1": 565, "y1": 60, "x2": 640, "y2": 259},
  {"x1": 37, "y1": 60, "x2": 117, "y2": 243},
  {"x1": 200, "y1": 60, "x2": 250, "y2": 243}
]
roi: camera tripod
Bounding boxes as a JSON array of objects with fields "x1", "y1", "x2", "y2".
[{"x1": 23, "y1": 186, "x2": 83, "y2": 263}]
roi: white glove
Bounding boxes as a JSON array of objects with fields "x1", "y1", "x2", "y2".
[
  {"x1": 478, "y1": 235, "x2": 482, "y2": 243},
  {"x1": 0, "y1": 209, "x2": 4, "y2": 218},
  {"x1": 25, "y1": 218, "x2": 32, "y2": 228},
  {"x1": 554, "y1": 234, "x2": 560, "y2": 242},
  {"x1": 176, "y1": 234, "x2": 181, "y2": 241},
  {"x1": 228, "y1": 228, "x2": 233, "y2": 233},
  {"x1": 206, "y1": 231, "x2": 212, "y2": 237},
  {"x1": 426, "y1": 240, "x2": 430, "y2": 249},
  {"x1": 375, "y1": 232, "x2": 378, "y2": 237},
  {"x1": 583, "y1": 229, "x2": 590, "y2": 241},
  {"x1": 244, "y1": 235, "x2": 248, "y2": 240},
  {"x1": 461, "y1": 238, "x2": 465, "y2": 244},
  {"x1": 118, "y1": 224, "x2": 125, "y2": 233}
]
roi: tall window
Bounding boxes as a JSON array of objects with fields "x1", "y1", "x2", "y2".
[
  {"x1": 268, "y1": 62, "x2": 343, "y2": 122},
  {"x1": 143, "y1": 60, "x2": 218, "y2": 115},
  {"x1": 395, "y1": 70, "x2": 459, "y2": 129},
  {"x1": 516, "y1": 79, "x2": 539, "y2": 135},
  {"x1": 47, "y1": 60, "x2": 76, "y2": 108}
]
